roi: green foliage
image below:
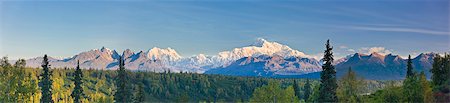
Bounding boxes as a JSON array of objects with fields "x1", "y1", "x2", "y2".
[
  {"x1": 430, "y1": 54, "x2": 450, "y2": 102},
  {"x1": 403, "y1": 55, "x2": 423, "y2": 102},
  {"x1": 337, "y1": 67, "x2": 366, "y2": 103},
  {"x1": 307, "y1": 83, "x2": 320, "y2": 102},
  {"x1": 249, "y1": 80, "x2": 299, "y2": 103},
  {"x1": 303, "y1": 79, "x2": 312, "y2": 101},
  {"x1": 419, "y1": 71, "x2": 433, "y2": 103},
  {"x1": 0, "y1": 55, "x2": 401, "y2": 103},
  {"x1": 0, "y1": 57, "x2": 38, "y2": 102},
  {"x1": 114, "y1": 56, "x2": 133, "y2": 102},
  {"x1": 71, "y1": 61, "x2": 84, "y2": 103},
  {"x1": 319, "y1": 39, "x2": 338, "y2": 102},
  {"x1": 293, "y1": 80, "x2": 301, "y2": 100},
  {"x1": 133, "y1": 73, "x2": 145, "y2": 103},
  {"x1": 364, "y1": 82, "x2": 403, "y2": 103},
  {"x1": 39, "y1": 54, "x2": 54, "y2": 103}
]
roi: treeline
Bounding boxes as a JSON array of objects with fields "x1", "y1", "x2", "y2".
[{"x1": 0, "y1": 40, "x2": 448, "y2": 103}]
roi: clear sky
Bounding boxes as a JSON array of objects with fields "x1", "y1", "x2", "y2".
[{"x1": 1, "y1": 0, "x2": 449, "y2": 59}]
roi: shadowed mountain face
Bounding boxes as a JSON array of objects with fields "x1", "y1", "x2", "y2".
[
  {"x1": 205, "y1": 55, "x2": 322, "y2": 77},
  {"x1": 335, "y1": 53, "x2": 436, "y2": 80}
]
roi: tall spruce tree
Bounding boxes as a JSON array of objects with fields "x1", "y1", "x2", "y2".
[
  {"x1": 303, "y1": 79, "x2": 312, "y2": 101},
  {"x1": 406, "y1": 55, "x2": 414, "y2": 77},
  {"x1": 318, "y1": 39, "x2": 338, "y2": 102},
  {"x1": 403, "y1": 55, "x2": 422, "y2": 102},
  {"x1": 114, "y1": 55, "x2": 133, "y2": 102},
  {"x1": 39, "y1": 54, "x2": 53, "y2": 103},
  {"x1": 293, "y1": 80, "x2": 301, "y2": 100},
  {"x1": 71, "y1": 60, "x2": 84, "y2": 103}
]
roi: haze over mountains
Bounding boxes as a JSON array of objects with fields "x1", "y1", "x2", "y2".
[{"x1": 22, "y1": 38, "x2": 436, "y2": 80}]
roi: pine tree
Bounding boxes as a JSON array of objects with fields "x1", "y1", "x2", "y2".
[
  {"x1": 293, "y1": 80, "x2": 301, "y2": 100},
  {"x1": 318, "y1": 39, "x2": 338, "y2": 102},
  {"x1": 303, "y1": 79, "x2": 312, "y2": 101},
  {"x1": 114, "y1": 55, "x2": 133, "y2": 102},
  {"x1": 406, "y1": 55, "x2": 414, "y2": 77},
  {"x1": 403, "y1": 55, "x2": 421, "y2": 102},
  {"x1": 39, "y1": 54, "x2": 53, "y2": 103},
  {"x1": 71, "y1": 60, "x2": 84, "y2": 103}
]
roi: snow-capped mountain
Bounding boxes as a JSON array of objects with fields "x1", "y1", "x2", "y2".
[
  {"x1": 209, "y1": 38, "x2": 310, "y2": 67},
  {"x1": 146, "y1": 47, "x2": 182, "y2": 64},
  {"x1": 20, "y1": 38, "x2": 438, "y2": 80},
  {"x1": 23, "y1": 38, "x2": 316, "y2": 73},
  {"x1": 25, "y1": 47, "x2": 183, "y2": 72},
  {"x1": 205, "y1": 55, "x2": 322, "y2": 77}
]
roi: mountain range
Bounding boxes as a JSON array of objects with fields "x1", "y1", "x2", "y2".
[{"x1": 21, "y1": 38, "x2": 436, "y2": 80}]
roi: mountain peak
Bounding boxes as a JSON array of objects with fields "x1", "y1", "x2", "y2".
[
  {"x1": 147, "y1": 47, "x2": 182, "y2": 61},
  {"x1": 370, "y1": 52, "x2": 384, "y2": 58},
  {"x1": 251, "y1": 38, "x2": 285, "y2": 49},
  {"x1": 100, "y1": 46, "x2": 110, "y2": 52},
  {"x1": 252, "y1": 38, "x2": 269, "y2": 47}
]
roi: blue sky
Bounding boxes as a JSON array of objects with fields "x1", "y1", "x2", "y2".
[{"x1": 1, "y1": 0, "x2": 449, "y2": 59}]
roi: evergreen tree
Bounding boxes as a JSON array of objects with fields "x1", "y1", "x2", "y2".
[
  {"x1": 114, "y1": 55, "x2": 133, "y2": 102},
  {"x1": 303, "y1": 79, "x2": 312, "y2": 101},
  {"x1": 406, "y1": 55, "x2": 415, "y2": 77},
  {"x1": 403, "y1": 55, "x2": 422, "y2": 102},
  {"x1": 39, "y1": 54, "x2": 53, "y2": 103},
  {"x1": 293, "y1": 80, "x2": 301, "y2": 100},
  {"x1": 71, "y1": 60, "x2": 84, "y2": 103},
  {"x1": 318, "y1": 39, "x2": 338, "y2": 102}
]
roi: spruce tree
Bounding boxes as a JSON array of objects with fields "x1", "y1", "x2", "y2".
[
  {"x1": 293, "y1": 80, "x2": 301, "y2": 100},
  {"x1": 303, "y1": 79, "x2": 312, "y2": 101},
  {"x1": 406, "y1": 55, "x2": 414, "y2": 77},
  {"x1": 403, "y1": 55, "x2": 421, "y2": 102},
  {"x1": 71, "y1": 60, "x2": 84, "y2": 103},
  {"x1": 318, "y1": 39, "x2": 338, "y2": 102},
  {"x1": 114, "y1": 55, "x2": 133, "y2": 102},
  {"x1": 39, "y1": 54, "x2": 53, "y2": 103}
]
